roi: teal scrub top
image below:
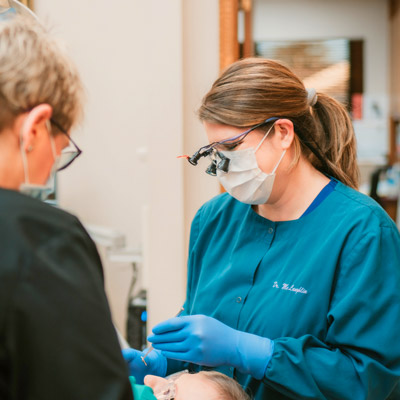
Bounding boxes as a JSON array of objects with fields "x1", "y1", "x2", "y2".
[
  {"x1": 129, "y1": 377, "x2": 156, "y2": 400},
  {"x1": 168, "y1": 181, "x2": 400, "y2": 399}
]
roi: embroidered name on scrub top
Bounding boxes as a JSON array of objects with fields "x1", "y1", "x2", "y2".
[
  {"x1": 272, "y1": 281, "x2": 308, "y2": 294},
  {"x1": 301, "y1": 179, "x2": 337, "y2": 217}
]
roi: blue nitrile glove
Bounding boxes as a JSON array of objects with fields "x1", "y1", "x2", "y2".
[
  {"x1": 147, "y1": 315, "x2": 273, "y2": 380},
  {"x1": 122, "y1": 348, "x2": 167, "y2": 385}
]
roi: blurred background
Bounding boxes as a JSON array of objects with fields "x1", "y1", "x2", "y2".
[{"x1": 13, "y1": 0, "x2": 400, "y2": 349}]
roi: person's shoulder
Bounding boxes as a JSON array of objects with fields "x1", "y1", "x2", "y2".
[
  {"x1": 189, "y1": 193, "x2": 247, "y2": 244},
  {"x1": 0, "y1": 189, "x2": 100, "y2": 281},
  {"x1": 332, "y1": 181, "x2": 397, "y2": 229},
  {"x1": 197, "y1": 192, "x2": 245, "y2": 219},
  {"x1": 0, "y1": 189, "x2": 85, "y2": 243},
  {"x1": 0, "y1": 188, "x2": 76, "y2": 218}
]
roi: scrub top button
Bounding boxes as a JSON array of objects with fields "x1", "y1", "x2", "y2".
[
  {"x1": 236, "y1": 297, "x2": 242, "y2": 303},
  {"x1": 268, "y1": 227, "x2": 274, "y2": 234}
]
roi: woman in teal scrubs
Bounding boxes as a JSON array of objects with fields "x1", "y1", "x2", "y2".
[{"x1": 124, "y1": 58, "x2": 400, "y2": 399}]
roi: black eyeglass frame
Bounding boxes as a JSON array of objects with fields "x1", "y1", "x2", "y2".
[{"x1": 50, "y1": 118, "x2": 82, "y2": 171}]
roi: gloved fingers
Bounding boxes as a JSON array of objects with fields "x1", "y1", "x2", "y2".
[
  {"x1": 152, "y1": 316, "x2": 188, "y2": 335},
  {"x1": 139, "y1": 348, "x2": 162, "y2": 365},
  {"x1": 129, "y1": 354, "x2": 147, "y2": 369},
  {"x1": 148, "y1": 329, "x2": 188, "y2": 345},
  {"x1": 122, "y1": 348, "x2": 141, "y2": 362},
  {"x1": 159, "y1": 348, "x2": 215, "y2": 367},
  {"x1": 158, "y1": 350, "x2": 193, "y2": 363},
  {"x1": 151, "y1": 339, "x2": 193, "y2": 353}
]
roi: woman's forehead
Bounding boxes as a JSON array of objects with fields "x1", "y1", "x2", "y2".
[
  {"x1": 203, "y1": 121, "x2": 269, "y2": 146},
  {"x1": 175, "y1": 372, "x2": 220, "y2": 399}
]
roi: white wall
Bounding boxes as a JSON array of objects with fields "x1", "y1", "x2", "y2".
[
  {"x1": 33, "y1": 0, "x2": 219, "y2": 335},
  {"x1": 33, "y1": 0, "x2": 186, "y2": 333},
  {"x1": 183, "y1": 1, "x2": 220, "y2": 243}
]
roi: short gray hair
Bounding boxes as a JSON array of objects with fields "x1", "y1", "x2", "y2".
[{"x1": 0, "y1": 15, "x2": 84, "y2": 132}]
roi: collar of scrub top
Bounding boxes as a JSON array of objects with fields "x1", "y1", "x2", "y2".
[
  {"x1": 0, "y1": 0, "x2": 38, "y2": 20},
  {"x1": 186, "y1": 117, "x2": 279, "y2": 175}
]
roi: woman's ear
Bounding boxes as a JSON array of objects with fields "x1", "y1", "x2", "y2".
[
  {"x1": 19, "y1": 104, "x2": 53, "y2": 152},
  {"x1": 274, "y1": 119, "x2": 295, "y2": 150}
]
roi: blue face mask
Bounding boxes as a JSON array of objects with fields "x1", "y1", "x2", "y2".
[
  {"x1": 0, "y1": 7, "x2": 17, "y2": 21},
  {"x1": 19, "y1": 121, "x2": 58, "y2": 202},
  {"x1": 19, "y1": 169, "x2": 56, "y2": 201}
]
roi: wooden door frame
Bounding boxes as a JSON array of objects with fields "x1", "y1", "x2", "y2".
[
  {"x1": 389, "y1": 0, "x2": 400, "y2": 165},
  {"x1": 219, "y1": 0, "x2": 253, "y2": 71},
  {"x1": 19, "y1": 0, "x2": 34, "y2": 10}
]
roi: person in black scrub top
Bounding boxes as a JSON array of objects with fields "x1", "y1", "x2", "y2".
[{"x1": 0, "y1": 15, "x2": 133, "y2": 400}]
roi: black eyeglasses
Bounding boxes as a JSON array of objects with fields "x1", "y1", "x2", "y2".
[
  {"x1": 50, "y1": 119, "x2": 82, "y2": 171},
  {"x1": 186, "y1": 117, "x2": 279, "y2": 175}
]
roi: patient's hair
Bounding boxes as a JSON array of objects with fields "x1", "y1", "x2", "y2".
[
  {"x1": 0, "y1": 15, "x2": 84, "y2": 132},
  {"x1": 200, "y1": 371, "x2": 251, "y2": 400}
]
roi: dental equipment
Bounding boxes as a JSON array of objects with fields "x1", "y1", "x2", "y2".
[{"x1": 141, "y1": 307, "x2": 184, "y2": 366}]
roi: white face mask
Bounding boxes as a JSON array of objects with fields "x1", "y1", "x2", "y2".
[
  {"x1": 216, "y1": 124, "x2": 286, "y2": 205},
  {"x1": 19, "y1": 122, "x2": 58, "y2": 201}
]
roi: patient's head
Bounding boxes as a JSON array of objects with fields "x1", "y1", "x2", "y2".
[{"x1": 144, "y1": 370, "x2": 251, "y2": 400}]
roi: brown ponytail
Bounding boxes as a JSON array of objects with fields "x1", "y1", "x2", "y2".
[
  {"x1": 311, "y1": 93, "x2": 359, "y2": 188},
  {"x1": 198, "y1": 58, "x2": 360, "y2": 189}
]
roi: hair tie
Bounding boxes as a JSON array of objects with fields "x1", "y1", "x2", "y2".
[{"x1": 306, "y1": 88, "x2": 318, "y2": 107}]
